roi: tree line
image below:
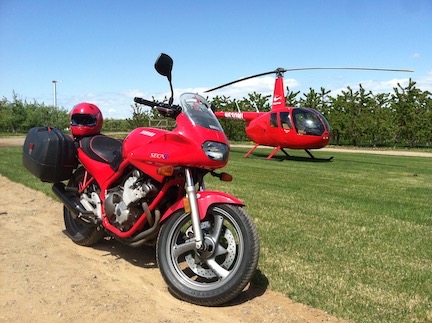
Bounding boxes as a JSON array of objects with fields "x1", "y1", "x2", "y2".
[
  {"x1": 0, "y1": 92, "x2": 150, "y2": 133},
  {"x1": 1, "y1": 79, "x2": 431, "y2": 148}
]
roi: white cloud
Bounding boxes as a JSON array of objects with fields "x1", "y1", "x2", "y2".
[
  {"x1": 415, "y1": 72, "x2": 432, "y2": 92},
  {"x1": 124, "y1": 89, "x2": 146, "y2": 98},
  {"x1": 359, "y1": 78, "x2": 411, "y2": 92},
  {"x1": 330, "y1": 78, "x2": 413, "y2": 96},
  {"x1": 60, "y1": 92, "x2": 134, "y2": 119},
  {"x1": 411, "y1": 52, "x2": 421, "y2": 59},
  {"x1": 201, "y1": 75, "x2": 299, "y2": 101}
]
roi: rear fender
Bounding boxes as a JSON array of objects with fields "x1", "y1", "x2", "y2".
[{"x1": 160, "y1": 191, "x2": 244, "y2": 222}]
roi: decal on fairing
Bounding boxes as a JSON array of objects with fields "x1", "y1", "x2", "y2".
[
  {"x1": 140, "y1": 130, "x2": 156, "y2": 137},
  {"x1": 150, "y1": 152, "x2": 169, "y2": 160}
]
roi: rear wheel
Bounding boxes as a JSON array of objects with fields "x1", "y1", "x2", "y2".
[
  {"x1": 63, "y1": 168, "x2": 104, "y2": 246},
  {"x1": 156, "y1": 204, "x2": 259, "y2": 306}
]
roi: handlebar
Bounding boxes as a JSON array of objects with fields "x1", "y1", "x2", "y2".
[
  {"x1": 134, "y1": 97, "x2": 158, "y2": 107},
  {"x1": 134, "y1": 97, "x2": 181, "y2": 118}
]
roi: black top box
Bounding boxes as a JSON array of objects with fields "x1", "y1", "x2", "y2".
[{"x1": 22, "y1": 127, "x2": 78, "y2": 183}]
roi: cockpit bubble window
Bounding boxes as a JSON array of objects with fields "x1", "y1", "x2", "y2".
[
  {"x1": 312, "y1": 109, "x2": 331, "y2": 133},
  {"x1": 180, "y1": 93, "x2": 223, "y2": 131},
  {"x1": 292, "y1": 108, "x2": 325, "y2": 136}
]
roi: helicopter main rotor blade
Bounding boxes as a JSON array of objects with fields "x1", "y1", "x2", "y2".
[
  {"x1": 204, "y1": 69, "x2": 279, "y2": 92},
  {"x1": 205, "y1": 67, "x2": 413, "y2": 92},
  {"x1": 283, "y1": 67, "x2": 414, "y2": 73}
]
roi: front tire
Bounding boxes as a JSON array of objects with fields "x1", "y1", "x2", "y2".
[
  {"x1": 156, "y1": 204, "x2": 259, "y2": 306},
  {"x1": 63, "y1": 168, "x2": 104, "y2": 246}
]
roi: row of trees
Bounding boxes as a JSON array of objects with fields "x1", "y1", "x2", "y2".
[
  {"x1": 1, "y1": 79, "x2": 431, "y2": 148},
  {"x1": 0, "y1": 93, "x2": 70, "y2": 133},
  {"x1": 0, "y1": 92, "x2": 151, "y2": 133}
]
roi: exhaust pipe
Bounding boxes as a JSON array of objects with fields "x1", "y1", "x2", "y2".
[{"x1": 52, "y1": 182, "x2": 99, "y2": 225}]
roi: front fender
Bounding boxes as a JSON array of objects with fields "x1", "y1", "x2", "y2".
[{"x1": 160, "y1": 191, "x2": 244, "y2": 223}]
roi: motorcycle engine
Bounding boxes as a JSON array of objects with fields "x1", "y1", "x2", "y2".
[{"x1": 105, "y1": 170, "x2": 157, "y2": 231}]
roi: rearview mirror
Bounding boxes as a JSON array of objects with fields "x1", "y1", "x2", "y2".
[{"x1": 155, "y1": 53, "x2": 173, "y2": 81}]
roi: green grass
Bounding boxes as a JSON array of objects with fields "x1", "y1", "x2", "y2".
[
  {"x1": 0, "y1": 146, "x2": 55, "y2": 198},
  {"x1": 1, "y1": 145, "x2": 431, "y2": 322}
]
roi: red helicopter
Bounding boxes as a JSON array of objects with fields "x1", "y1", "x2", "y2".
[{"x1": 205, "y1": 67, "x2": 412, "y2": 160}]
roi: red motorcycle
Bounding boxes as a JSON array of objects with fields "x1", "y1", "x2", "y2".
[{"x1": 23, "y1": 53, "x2": 259, "y2": 306}]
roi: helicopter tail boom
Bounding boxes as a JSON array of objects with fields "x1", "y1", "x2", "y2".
[{"x1": 214, "y1": 111, "x2": 260, "y2": 122}]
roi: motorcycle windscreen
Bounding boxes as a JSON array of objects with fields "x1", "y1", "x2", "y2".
[{"x1": 180, "y1": 93, "x2": 223, "y2": 131}]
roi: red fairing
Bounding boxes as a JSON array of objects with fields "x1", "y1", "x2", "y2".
[
  {"x1": 160, "y1": 191, "x2": 244, "y2": 222},
  {"x1": 122, "y1": 113, "x2": 229, "y2": 177}
]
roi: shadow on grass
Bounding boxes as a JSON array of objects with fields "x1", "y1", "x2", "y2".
[
  {"x1": 64, "y1": 231, "x2": 269, "y2": 305},
  {"x1": 246, "y1": 150, "x2": 334, "y2": 163}
]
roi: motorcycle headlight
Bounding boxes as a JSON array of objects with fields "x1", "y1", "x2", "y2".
[{"x1": 202, "y1": 141, "x2": 229, "y2": 161}]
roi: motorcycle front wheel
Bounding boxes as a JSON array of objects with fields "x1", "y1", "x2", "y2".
[{"x1": 156, "y1": 204, "x2": 260, "y2": 306}]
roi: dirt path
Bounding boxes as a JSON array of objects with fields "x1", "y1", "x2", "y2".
[
  {"x1": 0, "y1": 136, "x2": 344, "y2": 322},
  {"x1": 0, "y1": 136, "x2": 25, "y2": 147}
]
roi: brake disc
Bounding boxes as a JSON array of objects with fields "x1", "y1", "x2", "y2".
[{"x1": 184, "y1": 224, "x2": 236, "y2": 279}]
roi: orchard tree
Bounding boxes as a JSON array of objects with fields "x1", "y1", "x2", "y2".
[{"x1": 391, "y1": 79, "x2": 432, "y2": 147}]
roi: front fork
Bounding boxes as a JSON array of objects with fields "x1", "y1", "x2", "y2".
[{"x1": 185, "y1": 168, "x2": 204, "y2": 250}]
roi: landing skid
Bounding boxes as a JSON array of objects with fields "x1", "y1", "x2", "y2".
[
  {"x1": 243, "y1": 143, "x2": 260, "y2": 158},
  {"x1": 243, "y1": 145, "x2": 333, "y2": 161},
  {"x1": 304, "y1": 149, "x2": 333, "y2": 161}
]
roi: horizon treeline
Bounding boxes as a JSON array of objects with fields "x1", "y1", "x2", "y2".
[{"x1": 1, "y1": 79, "x2": 431, "y2": 148}]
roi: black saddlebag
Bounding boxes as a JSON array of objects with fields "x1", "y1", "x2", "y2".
[{"x1": 22, "y1": 127, "x2": 78, "y2": 183}]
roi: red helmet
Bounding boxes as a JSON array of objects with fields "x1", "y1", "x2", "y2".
[{"x1": 70, "y1": 102, "x2": 103, "y2": 137}]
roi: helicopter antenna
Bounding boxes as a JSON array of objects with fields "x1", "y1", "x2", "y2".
[
  {"x1": 252, "y1": 101, "x2": 259, "y2": 112},
  {"x1": 205, "y1": 67, "x2": 414, "y2": 92}
]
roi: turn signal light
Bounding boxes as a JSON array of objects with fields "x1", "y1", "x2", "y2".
[
  {"x1": 183, "y1": 197, "x2": 191, "y2": 213},
  {"x1": 220, "y1": 172, "x2": 233, "y2": 182},
  {"x1": 157, "y1": 165, "x2": 174, "y2": 176}
]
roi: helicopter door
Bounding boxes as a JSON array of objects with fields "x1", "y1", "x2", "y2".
[
  {"x1": 265, "y1": 112, "x2": 281, "y2": 142},
  {"x1": 280, "y1": 112, "x2": 292, "y2": 129},
  {"x1": 269, "y1": 112, "x2": 292, "y2": 129},
  {"x1": 267, "y1": 112, "x2": 293, "y2": 144},
  {"x1": 270, "y1": 113, "x2": 278, "y2": 127}
]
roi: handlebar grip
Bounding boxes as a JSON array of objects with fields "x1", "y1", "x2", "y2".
[{"x1": 134, "y1": 97, "x2": 158, "y2": 107}]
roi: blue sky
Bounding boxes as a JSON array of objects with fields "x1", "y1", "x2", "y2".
[{"x1": 1, "y1": 0, "x2": 431, "y2": 119}]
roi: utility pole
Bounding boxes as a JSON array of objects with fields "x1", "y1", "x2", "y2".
[{"x1": 52, "y1": 80, "x2": 60, "y2": 107}]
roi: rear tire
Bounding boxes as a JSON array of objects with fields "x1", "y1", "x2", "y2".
[
  {"x1": 156, "y1": 204, "x2": 259, "y2": 306},
  {"x1": 63, "y1": 168, "x2": 104, "y2": 246}
]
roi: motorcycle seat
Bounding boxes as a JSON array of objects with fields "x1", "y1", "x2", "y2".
[{"x1": 79, "y1": 135, "x2": 123, "y2": 170}]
